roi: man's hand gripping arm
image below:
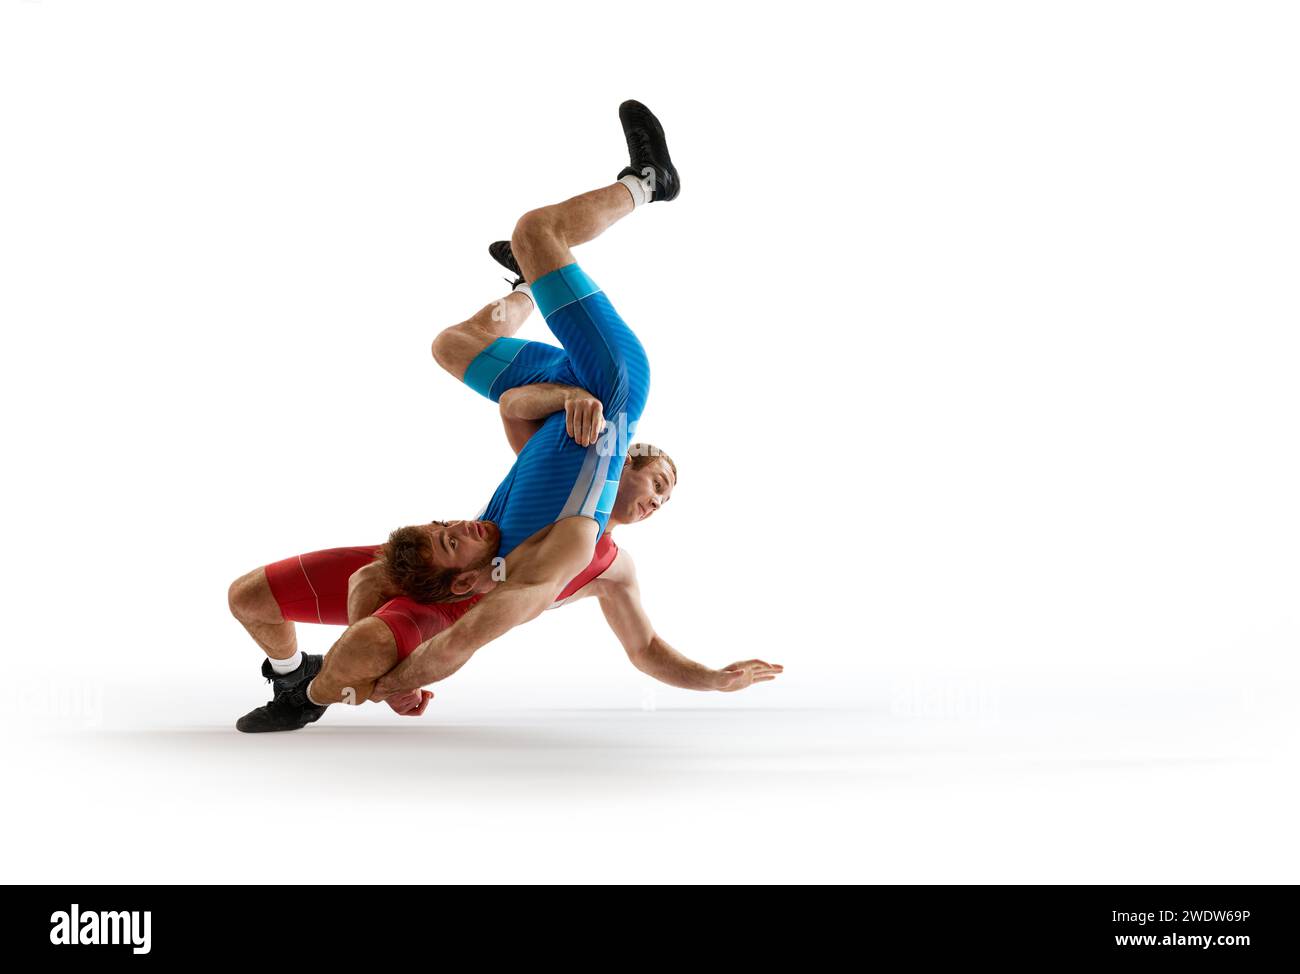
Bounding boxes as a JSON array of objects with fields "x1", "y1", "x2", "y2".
[{"x1": 499, "y1": 383, "x2": 606, "y2": 454}]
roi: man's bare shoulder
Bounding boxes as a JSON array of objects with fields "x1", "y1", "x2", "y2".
[
  {"x1": 596, "y1": 545, "x2": 636, "y2": 588},
  {"x1": 552, "y1": 544, "x2": 636, "y2": 608}
]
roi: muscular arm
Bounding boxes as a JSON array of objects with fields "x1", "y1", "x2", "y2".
[
  {"x1": 596, "y1": 553, "x2": 785, "y2": 692},
  {"x1": 596, "y1": 555, "x2": 727, "y2": 691},
  {"x1": 499, "y1": 383, "x2": 605, "y2": 454},
  {"x1": 498, "y1": 401, "x2": 544, "y2": 455},
  {"x1": 373, "y1": 516, "x2": 599, "y2": 694}
]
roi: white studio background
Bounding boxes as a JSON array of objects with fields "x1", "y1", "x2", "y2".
[{"x1": 1, "y1": 1, "x2": 1297, "y2": 883}]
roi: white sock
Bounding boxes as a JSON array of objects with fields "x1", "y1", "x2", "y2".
[
  {"x1": 619, "y1": 172, "x2": 650, "y2": 208},
  {"x1": 512, "y1": 281, "x2": 534, "y2": 305},
  {"x1": 269, "y1": 650, "x2": 303, "y2": 675}
]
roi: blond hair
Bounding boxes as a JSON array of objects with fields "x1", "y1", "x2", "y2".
[{"x1": 628, "y1": 442, "x2": 677, "y2": 484}]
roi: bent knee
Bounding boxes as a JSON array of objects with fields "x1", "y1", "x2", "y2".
[
  {"x1": 511, "y1": 208, "x2": 574, "y2": 282},
  {"x1": 433, "y1": 324, "x2": 494, "y2": 380},
  {"x1": 431, "y1": 328, "x2": 462, "y2": 374},
  {"x1": 511, "y1": 207, "x2": 555, "y2": 248},
  {"x1": 511, "y1": 207, "x2": 566, "y2": 261},
  {"x1": 228, "y1": 569, "x2": 281, "y2": 624}
]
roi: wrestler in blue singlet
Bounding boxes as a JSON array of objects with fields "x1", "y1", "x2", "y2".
[{"x1": 462, "y1": 262, "x2": 650, "y2": 557}]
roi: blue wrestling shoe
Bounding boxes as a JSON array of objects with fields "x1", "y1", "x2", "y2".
[
  {"x1": 236, "y1": 654, "x2": 327, "y2": 733},
  {"x1": 489, "y1": 239, "x2": 525, "y2": 287},
  {"x1": 618, "y1": 99, "x2": 680, "y2": 202}
]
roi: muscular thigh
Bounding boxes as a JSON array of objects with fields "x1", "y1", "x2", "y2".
[
  {"x1": 464, "y1": 338, "x2": 577, "y2": 403},
  {"x1": 263, "y1": 546, "x2": 381, "y2": 625}
]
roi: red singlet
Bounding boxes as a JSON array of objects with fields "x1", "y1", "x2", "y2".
[{"x1": 263, "y1": 533, "x2": 619, "y2": 659}]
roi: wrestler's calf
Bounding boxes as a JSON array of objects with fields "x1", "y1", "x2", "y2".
[{"x1": 308, "y1": 617, "x2": 400, "y2": 706}]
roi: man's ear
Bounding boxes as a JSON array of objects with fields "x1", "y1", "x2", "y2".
[
  {"x1": 449, "y1": 571, "x2": 478, "y2": 597},
  {"x1": 450, "y1": 569, "x2": 497, "y2": 597}
]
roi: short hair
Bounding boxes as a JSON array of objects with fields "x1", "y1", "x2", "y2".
[
  {"x1": 380, "y1": 525, "x2": 467, "y2": 603},
  {"x1": 628, "y1": 442, "x2": 677, "y2": 485}
]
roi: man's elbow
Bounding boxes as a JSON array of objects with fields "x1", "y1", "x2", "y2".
[
  {"x1": 622, "y1": 638, "x2": 658, "y2": 674},
  {"x1": 498, "y1": 388, "x2": 522, "y2": 418}
]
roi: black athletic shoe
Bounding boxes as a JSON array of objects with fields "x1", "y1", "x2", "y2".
[
  {"x1": 617, "y1": 99, "x2": 680, "y2": 202},
  {"x1": 488, "y1": 239, "x2": 525, "y2": 287},
  {"x1": 236, "y1": 654, "x2": 328, "y2": 734}
]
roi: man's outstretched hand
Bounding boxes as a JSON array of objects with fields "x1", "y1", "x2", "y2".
[
  {"x1": 384, "y1": 688, "x2": 434, "y2": 716},
  {"x1": 712, "y1": 659, "x2": 784, "y2": 692}
]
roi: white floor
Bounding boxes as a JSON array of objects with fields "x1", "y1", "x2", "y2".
[{"x1": 5, "y1": 674, "x2": 1295, "y2": 884}]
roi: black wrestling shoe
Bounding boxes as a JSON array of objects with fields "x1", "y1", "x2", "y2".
[
  {"x1": 488, "y1": 239, "x2": 525, "y2": 287},
  {"x1": 617, "y1": 99, "x2": 680, "y2": 202},
  {"x1": 236, "y1": 654, "x2": 328, "y2": 734}
]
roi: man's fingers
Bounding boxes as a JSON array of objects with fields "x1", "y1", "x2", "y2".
[
  {"x1": 390, "y1": 688, "x2": 430, "y2": 715},
  {"x1": 561, "y1": 400, "x2": 606, "y2": 447},
  {"x1": 715, "y1": 661, "x2": 783, "y2": 692},
  {"x1": 569, "y1": 401, "x2": 605, "y2": 446},
  {"x1": 387, "y1": 689, "x2": 417, "y2": 712}
]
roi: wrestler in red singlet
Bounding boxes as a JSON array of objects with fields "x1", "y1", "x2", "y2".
[{"x1": 263, "y1": 534, "x2": 619, "y2": 658}]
